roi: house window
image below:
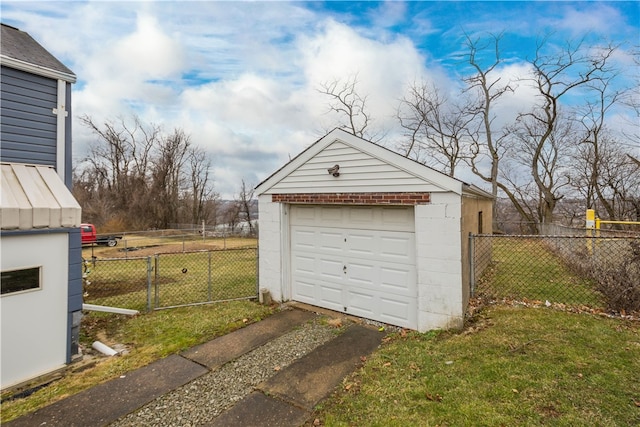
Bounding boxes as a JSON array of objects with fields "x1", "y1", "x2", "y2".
[
  {"x1": 478, "y1": 211, "x2": 483, "y2": 234},
  {"x1": 1, "y1": 267, "x2": 42, "y2": 295}
]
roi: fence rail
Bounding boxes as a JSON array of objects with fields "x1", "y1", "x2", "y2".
[
  {"x1": 470, "y1": 234, "x2": 640, "y2": 312},
  {"x1": 83, "y1": 247, "x2": 258, "y2": 312}
]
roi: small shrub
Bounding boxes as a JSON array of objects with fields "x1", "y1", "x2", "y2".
[{"x1": 588, "y1": 240, "x2": 640, "y2": 313}]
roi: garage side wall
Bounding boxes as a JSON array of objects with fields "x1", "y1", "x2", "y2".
[
  {"x1": 415, "y1": 192, "x2": 464, "y2": 331},
  {"x1": 461, "y1": 195, "x2": 494, "y2": 307},
  {"x1": 258, "y1": 195, "x2": 286, "y2": 302}
]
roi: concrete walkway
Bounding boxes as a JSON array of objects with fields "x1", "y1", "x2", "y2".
[{"x1": 6, "y1": 308, "x2": 385, "y2": 427}]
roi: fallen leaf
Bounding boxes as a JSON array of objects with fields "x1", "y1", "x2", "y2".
[
  {"x1": 360, "y1": 356, "x2": 367, "y2": 362},
  {"x1": 425, "y1": 392, "x2": 443, "y2": 402},
  {"x1": 633, "y1": 399, "x2": 640, "y2": 407},
  {"x1": 242, "y1": 318, "x2": 249, "y2": 323},
  {"x1": 344, "y1": 383, "x2": 352, "y2": 391},
  {"x1": 383, "y1": 362, "x2": 392, "y2": 367},
  {"x1": 313, "y1": 418, "x2": 321, "y2": 426},
  {"x1": 327, "y1": 318, "x2": 343, "y2": 328},
  {"x1": 512, "y1": 389, "x2": 519, "y2": 394},
  {"x1": 274, "y1": 366, "x2": 281, "y2": 371}
]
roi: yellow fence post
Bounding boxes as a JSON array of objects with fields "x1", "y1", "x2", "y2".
[{"x1": 586, "y1": 209, "x2": 595, "y2": 255}]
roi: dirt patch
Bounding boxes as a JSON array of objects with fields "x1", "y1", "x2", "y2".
[{"x1": 84, "y1": 240, "x2": 256, "y2": 259}]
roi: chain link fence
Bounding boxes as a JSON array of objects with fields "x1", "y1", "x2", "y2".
[
  {"x1": 82, "y1": 247, "x2": 258, "y2": 312},
  {"x1": 471, "y1": 233, "x2": 640, "y2": 312}
]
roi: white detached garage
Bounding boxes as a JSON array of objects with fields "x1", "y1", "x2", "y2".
[{"x1": 256, "y1": 129, "x2": 492, "y2": 332}]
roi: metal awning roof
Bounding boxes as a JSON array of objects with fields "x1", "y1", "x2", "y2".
[{"x1": 1, "y1": 162, "x2": 81, "y2": 230}]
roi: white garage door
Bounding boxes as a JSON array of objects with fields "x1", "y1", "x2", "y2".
[{"x1": 291, "y1": 205, "x2": 417, "y2": 329}]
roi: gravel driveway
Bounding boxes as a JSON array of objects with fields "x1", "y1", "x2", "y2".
[{"x1": 111, "y1": 318, "x2": 338, "y2": 426}]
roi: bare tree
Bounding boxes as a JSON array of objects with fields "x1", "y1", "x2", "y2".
[
  {"x1": 236, "y1": 179, "x2": 256, "y2": 235},
  {"x1": 510, "y1": 38, "x2": 618, "y2": 227},
  {"x1": 571, "y1": 73, "x2": 629, "y2": 221},
  {"x1": 77, "y1": 114, "x2": 159, "y2": 227},
  {"x1": 503, "y1": 112, "x2": 576, "y2": 232},
  {"x1": 186, "y1": 145, "x2": 216, "y2": 225},
  {"x1": 75, "y1": 115, "x2": 216, "y2": 230},
  {"x1": 397, "y1": 82, "x2": 474, "y2": 176},
  {"x1": 463, "y1": 33, "x2": 515, "y2": 226},
  {"x1": 149, "y1": 129, "x2": 190, "y2": 228},
  {"x1": 318, "y1": 73, "x2": 378, "y2": 140}
]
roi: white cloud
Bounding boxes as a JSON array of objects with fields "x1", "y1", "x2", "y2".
[
  {"x1": 2, "y1": 0, "x2": 635, "y2": 200},
  {"x1": 554, "y1": 3, "x2": 627, "y2": 37}
]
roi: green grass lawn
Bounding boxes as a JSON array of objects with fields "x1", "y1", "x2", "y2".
[
  {"x1": 476, "y1": 237, "x2": 604, "y2": 307},
  {"x1": 314, "y1": 306, "x2": 640, "y2": 426}
]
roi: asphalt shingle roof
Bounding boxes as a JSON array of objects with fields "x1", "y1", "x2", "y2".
[{"x1": 1, "y1": 23, "x2": 74, "y2": 77}]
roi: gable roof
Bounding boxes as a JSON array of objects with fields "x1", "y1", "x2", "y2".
[
  {"x1": 255, "y1": 128, "x2": 492, "y2": 198},
  {"x1": 0, "y1": 23, "x2": 76, "y2": 82}
]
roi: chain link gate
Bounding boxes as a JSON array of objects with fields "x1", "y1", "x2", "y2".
[
  {"x1": 82, "y1": 247, "x2": 259, "y2": 312},
  {"x1": 153, "y1": 247, "x2": 259, "y2": 309}
]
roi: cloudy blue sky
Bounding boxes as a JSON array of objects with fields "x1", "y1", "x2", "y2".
[{"x1": 2, "y1": 1, "x2": 638, "y2": 198}]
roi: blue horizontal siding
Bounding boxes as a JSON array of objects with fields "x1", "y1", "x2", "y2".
[
  {"x1": 1, "y1": 65, "x2": 57, "y2": 166},
  {"x1": 1, "y1": 92, "x2": 58, "y2": 113}
]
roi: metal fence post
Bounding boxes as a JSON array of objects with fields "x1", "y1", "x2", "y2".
[
  {"x1": 256, "y1": 247, "x2": 260, "y2": 297},
  {"x1": 469, "y1": 233, "x2": 476, "y2": 297},
  {"x1": 154, "y1": 254, "x2": 160, "y2": 308},
  {"x1": 207, "y1": 251, "x2": 212, "y2": 302},
  {"x1": 146, "y1": 256, "x2": 152, "y2": 312}
]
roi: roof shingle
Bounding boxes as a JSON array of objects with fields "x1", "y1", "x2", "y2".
[{"x1": 1, "y1": 23, "x2": 75, "y2": 78}]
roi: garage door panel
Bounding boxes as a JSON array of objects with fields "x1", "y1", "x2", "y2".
[
  {"x1": 346, "y1": 233, "x2": 375, "y2": 256},
  {"x1": 345, "y1": 289, "x2": 375, "y2": 317},
  {"x1": 293, "y1": 205, "x2": 317, "y2": 222},
  {"x1": 294, "y1": 279, "x2": 317, "y2": 301},
  {"x1": 290, "y1": 205, "x2": 417, "y2": 330},
  {"x1": 320, "y1": 206, "x2": 345, "y2": 223},
  {"x1": 319, "y1": 285, "x2": 343, "y2": 309},
  {"x1": 293, "y1": 277, "x2": 343, "y2": 312},
  {"x1": 291, "y1": 205, "x2": 414, "y2": 232},
  {"x1": 379, "y1": 296, "x2": 416, "y2": 327},
  {"x1": 381, "y1": 207, "x2": 414, "y2": 229},
  {"x1": 347, "y1": 262, "x2": 375, "y2": 286},
  {"x1": 318, "y1": 231, "x2": 343, "y2": 252},
  {"x1": 318, "y1": 258, "x2": 343, "y2": 279},
  {"x1": 380, "y1": 265, "x2": 414, "y2": 292},
  {"x1": 347, "y1": 206, "x2": 375, "y2": 226},
  {"x1": 379, "y1": 234, "x2": 414, "y2": 260},
  {"x1": 292, "y1": 254, "x2": 315, "y2": 275},
  {"x1": 292, "y1": 229, "x2": 316, "y2": 249}
]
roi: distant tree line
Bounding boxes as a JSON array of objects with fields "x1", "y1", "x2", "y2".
[
  {"x1": 72, "y1": 115, "x2": 216, "y2": 230},
  {"x1": 322, "y1": 34, "x2": 639, "y2": 233}
]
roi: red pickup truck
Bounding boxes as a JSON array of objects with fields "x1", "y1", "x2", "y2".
[{"x1": 81, "y1": 223, "x2": 122, "y2": 247}]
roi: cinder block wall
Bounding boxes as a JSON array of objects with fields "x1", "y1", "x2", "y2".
[
  {"x1": 415, "y1": 192, "x2": 464, "y2": 331},
  {"x1": 257, "y1": 195, "x2": 285, "y2": 302}
]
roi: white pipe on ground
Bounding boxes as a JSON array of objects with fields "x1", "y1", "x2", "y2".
[
  {"x1": 92, "y1": 341, "x2": 119, "y2": 356},
  {"x1": 83, "y1": 304, "x2": 139, "y2": 316}
]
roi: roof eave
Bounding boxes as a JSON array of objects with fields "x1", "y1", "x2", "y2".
[
  {"x1": 462, "y1": 183, "x2": 494, "y2": 199},
  {"x1": 1, "y1": 55, "x2": 76, "y2": 83}
]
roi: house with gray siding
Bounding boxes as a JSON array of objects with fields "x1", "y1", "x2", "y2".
[{"x1": 1, "y1": 23, "x2": 82, "y2": 390}]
